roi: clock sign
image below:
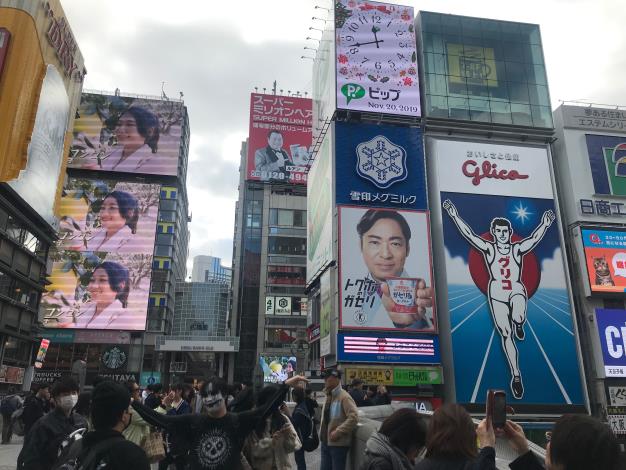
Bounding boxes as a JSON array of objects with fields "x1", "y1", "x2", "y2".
[{"x1": 335, "y1": 0, "x2": 420, "y2": 117}]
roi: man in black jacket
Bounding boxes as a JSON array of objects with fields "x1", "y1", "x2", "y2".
[
  {"x1": 22, "y1": 383, "x2": 50, "y2": 435},
  {"x1": 65, "y1": 381, "x2": 149, "y2": 470},
  {"x1": 17, "y1": 377, "x2": 87, "y2": 470},
  {"x1": 144, "y1": 382, "x2": 163, "y2": 409},
  {"x1": 133, "y1": 374, "x2": 308, "y2": 470}
]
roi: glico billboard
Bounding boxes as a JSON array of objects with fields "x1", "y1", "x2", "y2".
[
  {"x1": 433, "y1": 139, "x2": 584, "y2": 408},
  {"x1": 41, "y1": 177, "x2": 159, "y2": 331},
  {"x1": 246, "y1": 93, "x2": 313, "y2": 184}
]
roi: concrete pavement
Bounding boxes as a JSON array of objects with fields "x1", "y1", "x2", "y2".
[{"x1": 0, "y1": 435, "x2": 22, "y2": 470}]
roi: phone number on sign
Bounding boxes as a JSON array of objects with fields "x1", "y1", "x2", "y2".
[{"x1": 250, "y1": 171, "x2": 308, "y2": 182}]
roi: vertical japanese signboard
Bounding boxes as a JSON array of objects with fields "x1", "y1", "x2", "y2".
[
  {"x1": 435, "y1": 139, "x2": 584, "y2": 407},
  {"x1": 247, "y1": 93, "x2": 313, "y2": 184},
  {"x1": 320, "y1": 269, "x2": 333, "y2": 357},
  {"x1": 335, "y1": 0, "x2": 420, "y2": 117}
]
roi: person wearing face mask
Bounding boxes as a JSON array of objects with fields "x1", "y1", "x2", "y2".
[
  {"x1": 132, "y1": 374, "x2": 309, "y2": 470},
  {"x1": 55, "y1": 381, "x2": 150, "y2": 470},
  {"x1": 17, "y1": 377, "x2": 87, "y2": 470}
]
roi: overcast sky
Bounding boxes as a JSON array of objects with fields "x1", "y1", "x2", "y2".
[{"x1": 62, "y1": 0, "x2": 625, "y2": 275}]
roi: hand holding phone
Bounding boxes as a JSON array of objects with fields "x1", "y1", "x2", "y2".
[{"x1": 486, "y1": 389, "x2": 507, "y2": 430}]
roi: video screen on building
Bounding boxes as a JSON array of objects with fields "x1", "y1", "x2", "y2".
[
  {"x1": 41, "y1": 178, "x2": 160, "y2": 331},
  {"x1": 337, "y1": 333, "x2": 440, "y2": 364},
  {"x1": 57, "y1": 178, "x2": 160, "y2": 254},
  {"x1": 259, "y1": 355, "x2": 296, "y2": 383},
  {"x1": 68, "y1": 93, "x2": 184, "y2": 176},
  {"x1": 581, "y1": 227, "x2": 626, "y2": 294},
  {"x1": 246, "y1": 93, "x2": 312, "y2": 184}
]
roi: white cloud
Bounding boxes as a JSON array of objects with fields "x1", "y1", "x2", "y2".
[
  {"x1": 443, "y1": 248, "x2": 474, "y2": 286},
  {"x1": 540, "y1": 248, "x2": 568, "y2": 289}
]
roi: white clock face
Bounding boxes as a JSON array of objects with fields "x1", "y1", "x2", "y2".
[{"x1": 335, "y1": 0, "x2": 420, "y2": 117}]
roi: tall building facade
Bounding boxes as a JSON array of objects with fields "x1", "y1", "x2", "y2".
[
  {"x1": 191, "y1": 255, "x2": 232, "y2": 284},
  {"x1": 0, "y1": 0, "x2": 85, "y2": 391},
  {"x1": 229, "y1": 92, "x2": 312, "y2": 385},
  {"x1": 307, "y1": 1, "x2": 587, "y2": 428},
  {"x1": 35, "y1": 89, "x2": 191, "y2": 387}
]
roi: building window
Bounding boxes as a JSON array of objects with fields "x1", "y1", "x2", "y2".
[
  {"x1": 267, "y1": 266, "x2": 306, "y2": 285},
  {"x1": 268, "y1": 237, "x2": 306, "y2": 256}
]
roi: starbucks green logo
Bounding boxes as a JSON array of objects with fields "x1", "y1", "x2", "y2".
[{"x1": 341, "y1": 83, "x2": 365, "y2": 104}]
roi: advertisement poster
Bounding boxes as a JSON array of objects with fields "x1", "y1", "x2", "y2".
[
  {"x1": 259, "y1": 356, "x2": 296, "y2": 383},
  {"x1": 335, "y1": 0, "x2": 420, "y2": 117},
  {"x1": 246, "y1": 93, "x2": 312, "y2": 184},
  {"x1": 9, "y1": 65, "x2": 69, "y2": 228},
  {"x1": 337, "y1": 333, "x2": 440, "y2": 364},
  {"x1": 335, "y1": 122, "x2": 426, "y2": 210},
  {"x1": 436, "y1": 139, "x2": 584, "y2": 405},
  {"x1": 307, "y1": 130, "x2": 333, "y2": 283},
  {"x1": 320, "y1": 269, "x2": 332, "y2": 357},
  {"x1": 339, "y1": 206, "x2": 435, "y2": 331},
  {"x1": 595, "y1": 309, "x2": 626, "y2": 377},
  {"x1": 581, "y1": 228, "x2": 626, "y2": 293},
  {"x1": 586, "y1": 135, "x2": 626, "y2": 196},
  {"x1": 68, "y1": 93, "x2": 184, "y2": 176}
]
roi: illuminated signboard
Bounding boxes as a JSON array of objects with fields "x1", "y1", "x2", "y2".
[
  {"x1": 581, "y1": 227, "x2": 626, "y2": 294},
  {"x1": 595, "y1": 309, "x2": 626, "y2": 377},
  {"x1": 337, "y1": 333, "x2": 440, "y2": 364},
  {"x1": 68, "y1": 93, "x2": 184, "y2": 176},
  {"x1": 260, "y1": 355, "x2": 296, "y2": 383}
]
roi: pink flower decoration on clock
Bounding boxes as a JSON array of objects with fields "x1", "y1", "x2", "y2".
[
  {"x1": 402, "y1": 77, "x2": 413, "y2": 86},
  {"x1": 338, "y1": 54, "x2": 349, "y2": 64}
]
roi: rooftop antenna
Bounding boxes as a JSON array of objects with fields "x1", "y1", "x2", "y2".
[
  {"x1": 312, "y1": 16, "x2": 327, "y2": 22},
  {"x1": 315, "y1": 5, "x2": 331, "y2": 11},
  {"x1": 179, "y1": 91, "x2": 184, "y2": 101},
  {"x1": 309, "y1": 26, "x2": 324, "y2": 33},
  {"x1": 272, "y1": 81, "x2": 277, "y2": 95},
  {"x1": 306, "y1": 36, "x2": 321, "y2": 44},
  {"x1": 161, "y1": 82, "x2": 169, "y2": 100},
  {"x1": 301, "y1": 55, "x2": 315, "y2": 61}
]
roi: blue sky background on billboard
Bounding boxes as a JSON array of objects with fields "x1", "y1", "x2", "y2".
[{"x1": 62, "y1": 0, "x2": 626, "y2": 271}]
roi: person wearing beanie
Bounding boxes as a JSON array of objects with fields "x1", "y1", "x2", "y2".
[{"x1": 61, "y1": 381, "x2": 149, "y2": 470}]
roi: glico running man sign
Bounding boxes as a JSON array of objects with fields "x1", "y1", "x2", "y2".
[{"x1": 434, "y1": 139, "x2": 584, "y2": 407}]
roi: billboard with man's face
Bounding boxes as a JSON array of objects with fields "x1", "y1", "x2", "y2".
[
  {"x1": 433, "y1": 138, "x2": 584, "y2": 408},
  {"x1": 339, "y1": 205, "x2": 436, "y2": 332},
  {"x1": 41, "y1": 178, "x2": 159, "y2": 331},
  {"x1": 247, "y1": 93, "x2": 313, "y2": 184},
  {"x1": 68, "y1": 93, "x2": 184, "y2": 176}
]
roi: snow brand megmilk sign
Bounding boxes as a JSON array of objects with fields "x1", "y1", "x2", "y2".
[{"x1": 434, "y1": 139, "x2": 584, "y2": 408}]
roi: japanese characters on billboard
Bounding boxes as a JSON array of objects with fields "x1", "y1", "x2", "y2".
[
  {"x1": 247, "y1": 93, "x2": 312, "y2": 184},
  {"x1": 8, "y1": 65, "x2": 69, "y2": 228},
  {"x1": 68, "y1": 93, "x2": 184, "y2": 176},
  {"x1": 337, "y1": 333, "x2": 440, "y2": 364},
  {"x1": 580, "y1": 228, "x2": 626, "y2": 294},
  {"x1": 335, "y1": 0, "x2": 420, "y2": 117},
  {"x1": 41, "y1": 178, "x2": 159, "y2": 331},
  {"x1": 339, "y1": 206, "x2": 436, "y2": 332},
  {"x1": 595, "y1": 309, "x2": 626, "y2": 377},
  {"x1": 307, "y1": 129, "x2": 333, "y2": 283},
  {"x1": 335, "y1": 121, "x2": 426, "y2": 209},
  {"x1": 435, "y1": 139, "x2": 584, "y2": 406},
  {"x1": 259, "y1": 355, "x2": 296, "y2": 383},
  {"x1": 586, "y1": 135, "x2": 626, "y2": 196}
]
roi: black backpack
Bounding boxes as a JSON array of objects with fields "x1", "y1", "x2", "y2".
[
  {"x1": 53, "y1": 435, "x2": 123, "y2": 470},
  {"x1": 294, "y1": 405, "x2": 319, "y2": 452}
]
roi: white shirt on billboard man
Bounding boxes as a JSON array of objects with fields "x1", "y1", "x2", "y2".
[
  {"x1": 351, "y1": 209, "x2": 433, "y2": 330},
  {"x1": 254, "y1": 130, "x2": 291, "y2": 180}
]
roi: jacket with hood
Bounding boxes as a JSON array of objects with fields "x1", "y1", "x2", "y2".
[
  {"x1": 360, "y1": 431, "x2": 416, "y2": 470},
  {"x1": 242, "y1": 411, "x2": 301, "y2": 470}
]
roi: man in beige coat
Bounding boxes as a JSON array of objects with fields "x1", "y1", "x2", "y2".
[{"x1": 319, "y1": 369, "x2": 358, "y2": 470}]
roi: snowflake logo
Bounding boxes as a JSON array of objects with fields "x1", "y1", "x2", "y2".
[{"x1": 355, "y1": 135, "x2": 408, "y2": 189}]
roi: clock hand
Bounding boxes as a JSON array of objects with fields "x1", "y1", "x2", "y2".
[
  {"x1": 354, "y1": 40, "x2": 385, "y2": 47},
  {"x1": 372, "y1": 26, "x2": 381, "y2": 48}
]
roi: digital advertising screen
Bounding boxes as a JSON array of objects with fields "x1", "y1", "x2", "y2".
[
  {"x1": 337, "y1": 333, "x2": 440, "y2": 364},
  {"x1": 581, "y1": 227, "x2": 626, "y2": 294},
  {"x1": 335, "y1": 0, "x2": 420, "y2": 117},
  {"x1": 246, "y1": 93, "x2": 313, "y2": 184},
  {"x1": 434, "y1": 139, "x2": 584, "y2": 407},
  {"x1": 68, "y1": 93, "x2": 184, "y2": 176},
  {"x1": 57, "y1": 178, "x2": 160, "y2": 254},
  {"x1": 259, "y1": 355, "x2": 296, "y2": 383},
  {"x1": 339, "y1": 205, "x2": 436, "y2": 332}
]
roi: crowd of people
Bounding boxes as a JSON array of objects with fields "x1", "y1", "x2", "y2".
[{"x1": 0, "y1": 370, "x2": 621, "y2": 470}]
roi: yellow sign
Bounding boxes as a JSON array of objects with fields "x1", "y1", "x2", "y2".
[
  {"x1": 447, "y1": 43, "x2": 498, "y2": 87},
  {"x1": 345, "y1": 367, "x2": 393, "y2": 386}
]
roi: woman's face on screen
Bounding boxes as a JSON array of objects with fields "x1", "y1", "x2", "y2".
[
  {"x1": 88, "y1": 268, "x2": 117, "y2": 305},
  {"x1": 116, "y1": 113, "x2": 144, "y2": 148},
  {"x1": 99, "y1": 197, "x2": 126, "y2": 233}
]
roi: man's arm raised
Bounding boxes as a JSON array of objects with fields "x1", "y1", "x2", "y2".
[
  {"x1": 518, "y1": 210, "x2": 555, "y2": 254},
  {"x1": 443, "y1": 200, "x2": 490, "y2": 252}
]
